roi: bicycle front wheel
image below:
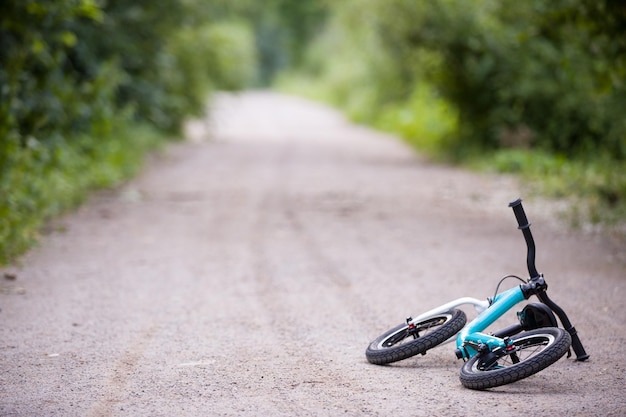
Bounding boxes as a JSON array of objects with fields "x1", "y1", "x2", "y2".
[
  {"x1": 366, "y1": 309, "x2": 466, "y2": 365},
  {"x1": 459, "y1": 327, "x2": 572, "y2": 390}
]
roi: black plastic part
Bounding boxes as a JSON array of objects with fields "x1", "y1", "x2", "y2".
[
  {"x1": 520, "y1": 276, "x2": 548, "y2": 299},
  {"x1": 455, "y1": 348, "x2": 464, "y2": 360},
  {"x1": 518, "y1": 303, "x2": 558, "y2": 329},
  {"x1": 492, "y1": 323, "x2": 523, "y2": 339},
  {"x1": 508, "y1": 198, "x2": 540, "y2": 279},
  {"x1": 508, "y1": 198, "x2": 529, "y2": 228},
  {"x1": 477, "y1": 348, "x2": 502, "y2": 370}
]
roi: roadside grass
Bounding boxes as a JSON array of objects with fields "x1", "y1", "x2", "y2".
[
  {"x1": 0, "y1": 122, "x2": 168, "y2": 265},
  {"x1": 470, "y1": 150, "x2": 626, "y2": 235}
]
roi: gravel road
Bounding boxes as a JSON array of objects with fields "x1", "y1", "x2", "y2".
[{"x1": 1, "y1": 91, "x2": 625, "y2": 416}]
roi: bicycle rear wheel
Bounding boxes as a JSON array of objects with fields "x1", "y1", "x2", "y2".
[
  {"x1": 366, "y1": 309, "x2": 466, "y2": 365},
  {"x1": 459, "y1": 327, "x2": 571, "y2": 390}
]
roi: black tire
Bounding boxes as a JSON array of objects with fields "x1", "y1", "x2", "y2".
[
  {"x1": 459, "y1": 327, "x2": 572, "y2": 390},
  {"x1": 366, "y1": 309, "x2": 467, "y2": 365}
]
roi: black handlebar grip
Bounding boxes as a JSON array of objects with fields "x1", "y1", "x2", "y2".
[
  {"x1": 509, "y1": 198, "x2": 530, "y2": 229},
  {"x1": 509, "y1": 198, "x2": 539, "y2": 279}
]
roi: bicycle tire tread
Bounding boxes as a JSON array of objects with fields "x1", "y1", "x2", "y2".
[
  {"x1": 366, "y1": 309, "x2": 466, "y2": 365},
  {"x1": 459, "y1": 328, "x2": 571, "y2": 390}
]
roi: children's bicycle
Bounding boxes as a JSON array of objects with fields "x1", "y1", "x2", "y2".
[{"x1": 365, "y1": 198, "x2": 589, "y2": 390}]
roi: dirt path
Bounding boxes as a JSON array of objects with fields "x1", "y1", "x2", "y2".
[{"x1": 1, "y1": 91, "x2": 624, "y2": 416}]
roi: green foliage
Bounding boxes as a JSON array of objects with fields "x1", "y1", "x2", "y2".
[
  {"x1": 278, "y1": 0, "x2": 626, "y2": 229},
  {"x1": 0, "y1": 118, "x2": 164, "y2": 264},
  {"x1": 343, "y1": 0, "x2": 626, "y2": 161},
  {"x1": 0, "y1": 0, "x2": 110, "y2": 167},
  {"x1": 276, "y1": 4, "x2": 390, "y2": 120},
  {"x1": 160, "y1": 20, "x2": 257, "y2": 128},
  {"x1": 76, "y1": 0, "x2": 204, "y2": 132},
  {"x1": 305, "y1": 0, "x2": 626, "y2": 161},
  {"x1": 200, "y1": 22, "x2": 257, "y2": 91},
  {"x1": 478, "y1": 149, "x2": 626, "y2": 230},
  {"x1": 268, "y1": 0, "x2": 328, "y2": 70},
  {"x1": 243, "y1": 0, "x2": 329, "y2": 85},
  {"x1": 375, "y1": 83, "x2": 458, "y2": 157},
  {"x1": 0, "y1": 0, "x2": 259, "y2": 264}
]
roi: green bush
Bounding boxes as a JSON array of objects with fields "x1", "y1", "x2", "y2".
[
  {"x1": 170, "y1": 21, "x2": 257, "y2": 95},
  {"x1": 0, "y1": 1, "x2": 259, "y2": 264},
  {"x1": 353, "y1": 0, "x2": 626, "y2": 160},
  {"x1": 279, "y1": 0, "x2": 626, "y2": 229},
  {"x1": 375, "y1": 83, "x2": 458, "y2": 157},
  {"x1": 286, "y1": 0, "x2": 626, "y2": 162},
  {"x1": 481, "y1": 150, "x2": 626, "y2": 229},
  {"x1": 0, "y1": 117, "x2": 164, "y2": 264}
]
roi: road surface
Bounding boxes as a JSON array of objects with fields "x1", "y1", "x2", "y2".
[{"x1": 1, "y1": 91, "x2": 624, "y2": 416}]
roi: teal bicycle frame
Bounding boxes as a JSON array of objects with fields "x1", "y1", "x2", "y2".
[
  {"x1": 452, "y1": 197, "x2": 589, "y2": 362},
  {"x1": 366, "y1": 198, "x2": 589, "y2": 390},
  {"x1": 455, "y1": 285, "x2": 526, "y2": 359}
]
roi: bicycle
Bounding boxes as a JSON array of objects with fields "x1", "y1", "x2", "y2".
[{"x1": 365, "y1": 198, "x2": 589, "y2": 390}]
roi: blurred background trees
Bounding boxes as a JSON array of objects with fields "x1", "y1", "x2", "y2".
[
  {"x1": 287, "y1": 0, "x2": 625, "y2": 161},
  {"x1": 0, "y1": 0, "x2": 258, "y2": 262},
  {"x1": 280, "y1": 0, "x2": 626, "y2": 229},
  {"x1": 1, "y1": 0, "x2": 624, "y2": 263}
]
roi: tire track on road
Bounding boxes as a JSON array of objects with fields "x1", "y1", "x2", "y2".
[{"x1": 87, "y1": 325, "x2": 157, "y2": 417}]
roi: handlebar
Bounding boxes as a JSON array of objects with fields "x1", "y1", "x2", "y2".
[
  {"x1": 508, "y1": 198, "x2": 540, "y2": 279},
  {"x1": 508, "y1": 198, "x2": 590, "y2": 361}
]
